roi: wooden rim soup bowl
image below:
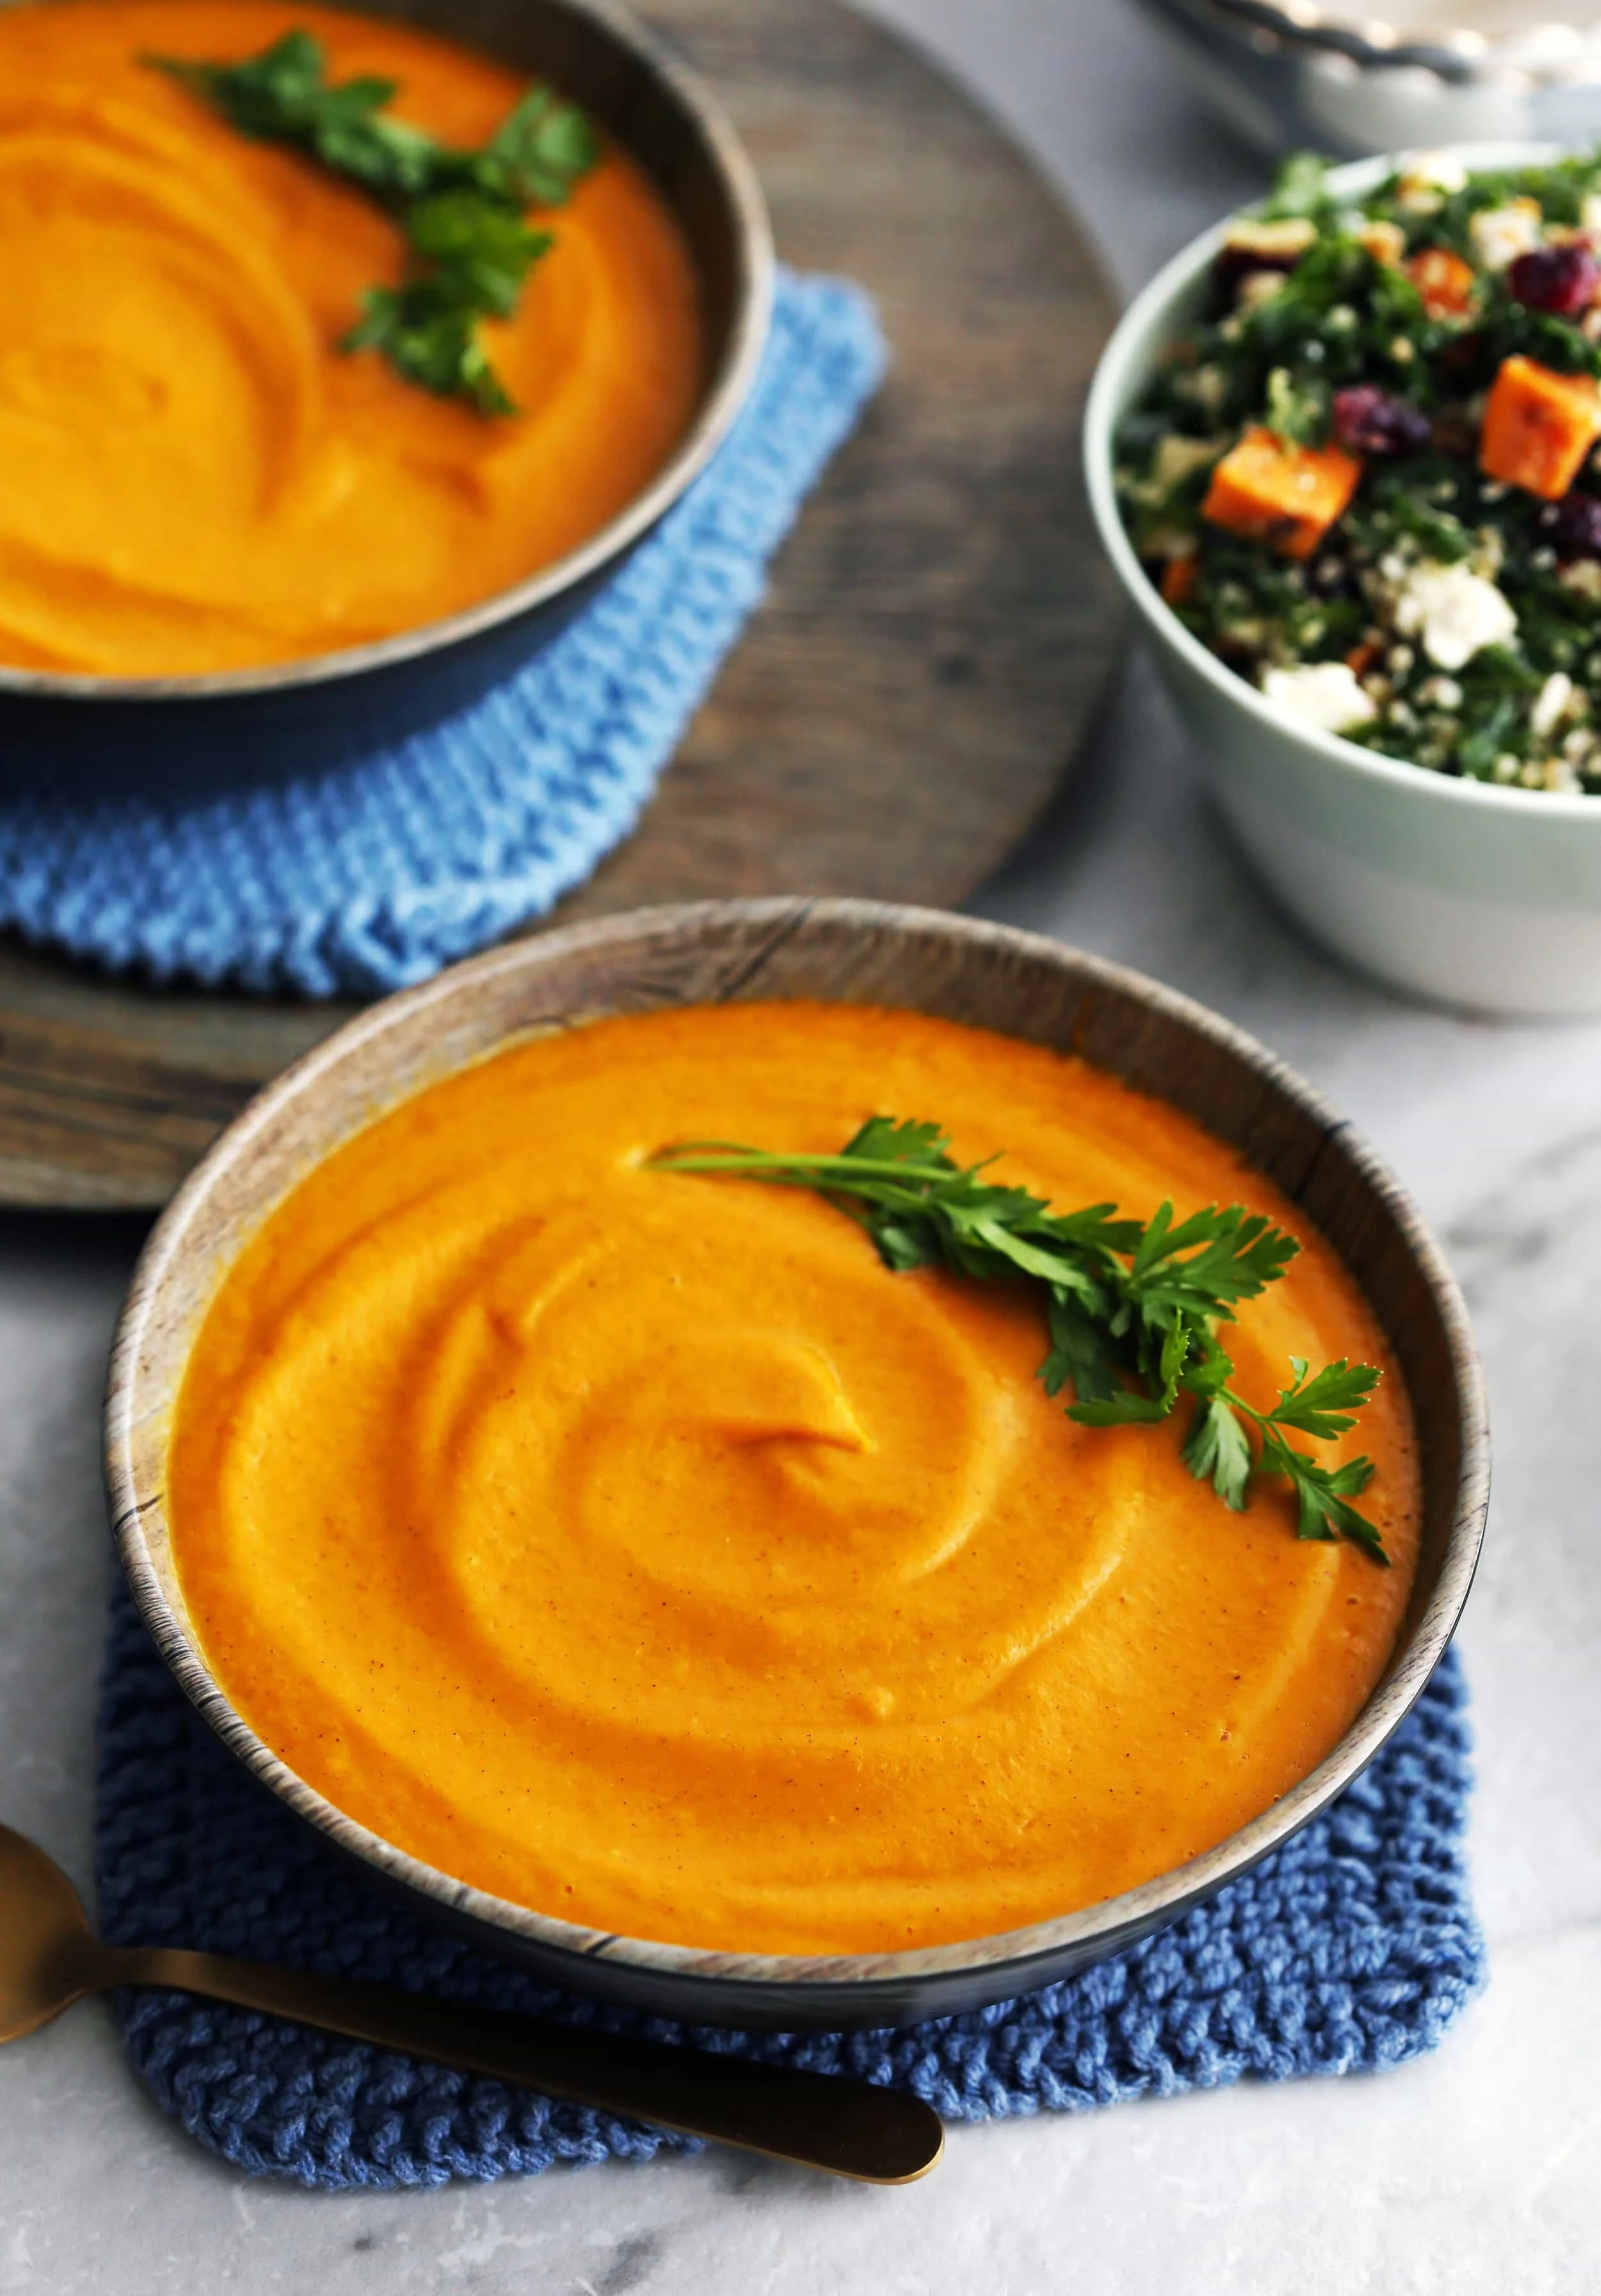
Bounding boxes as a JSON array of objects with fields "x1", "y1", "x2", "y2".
[
  {"x1": 0, "y1": 0, "x2": 773, "y2": 775},
  {"x1": 106, "y1": 899, "x2": 1490, "y2": 2029}
]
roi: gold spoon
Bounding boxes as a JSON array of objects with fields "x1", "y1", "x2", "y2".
[{"x1": 0, "y1": 1823, "x2": 943, "y2": 2184}]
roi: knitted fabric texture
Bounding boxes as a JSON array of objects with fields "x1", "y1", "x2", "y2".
[
  {"x1": 97, "y1": 1578, "x2": 1485, "y2": 2190},
  {"x1": 0, "y1": 273, "x2": 884, "y2": 998}
]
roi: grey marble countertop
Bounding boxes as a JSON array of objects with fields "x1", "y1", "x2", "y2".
[{"x1": 3, "y1": 3, "x2": 1597, "y2": 2288}]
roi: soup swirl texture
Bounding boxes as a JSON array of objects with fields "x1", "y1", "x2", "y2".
[{"x1": 167, "y1": 1004, "x2": 1420, "y2": 1954}]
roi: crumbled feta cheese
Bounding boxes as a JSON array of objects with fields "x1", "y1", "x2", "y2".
[
  {"x1": 1419, "y1": 151, "x2": 1468, "y2": 191},
  {"x1": 1468, "y1": 198, "x2": 1542, "y2": 272},
  {"x1": 1582, "y1": 191, "x2": 1601, "y2": 238},
  {"x1": 1417, "y1": 674, "x2": 1463, "y2": 710},
  {"x1": 1398, "y1": 151, "x2": 1468, "y2": 212},
  {"x1": 1260, "y1": 662, "x2": 1379, "y2": 736},
  {"x1": 1532, "y1": 670, "x2": 1575, "y2": 740},
  {"x1": 1395, "y1": 561, "x2": 1518, "y2": 670}
]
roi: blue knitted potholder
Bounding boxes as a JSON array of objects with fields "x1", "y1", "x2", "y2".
[
  {"x1": 0, "y1": 272, "x2": 884, "y2": 999},
  {"x1": 96, "y1": 1578, "x2": 1484, "y2": 2189}
]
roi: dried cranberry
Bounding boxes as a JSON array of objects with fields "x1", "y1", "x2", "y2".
[
  {"x1": 1331, "y1": 385, "x2": 1433, "y2": 457},
  {"x1": 1508, "y1": 241, "x2": 1601, "y2": 316},
  {"x1": 1547, "y1": 490, "x2": 1601, "y2": 560}
]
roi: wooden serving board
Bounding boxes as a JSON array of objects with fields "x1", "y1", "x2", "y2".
[{"x1": 0, "y1": 0, "x2": 1123, "y2": 1211}]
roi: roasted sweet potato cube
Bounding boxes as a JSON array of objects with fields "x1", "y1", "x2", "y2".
[
  {"x1": 1159, "y1": 553, "x2": 1199, "y2": 605},
  {"x1": 1479, "y1": 354, "x2": 1601, "y2": 499},
  {"x1": 1201, "y1": 426, "x2": 1363, "y2": 559},
  {"x1": 1406, "y1": 247, "x2": 1478, "y2": 321}
]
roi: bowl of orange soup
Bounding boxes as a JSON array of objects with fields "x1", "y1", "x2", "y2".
[
  {"x1": 0, "y1": 0, "x2": 769, "y2": 769},
  {"x1": 106, "y1": 900, "x2": 1488, "y2": 2027}
]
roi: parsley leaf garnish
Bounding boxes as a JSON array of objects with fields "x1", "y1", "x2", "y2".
[
  {"x1": 147, "y1": 29, "x2": 598, "y2": 413},
  {"x1": 649, "y1": 1119, "x2": 1389, "y2": 1562}
]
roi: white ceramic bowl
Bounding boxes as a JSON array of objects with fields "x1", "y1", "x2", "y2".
[{"x1": 1085, "y1": 143, "x2": 1601, "y2": 1018}]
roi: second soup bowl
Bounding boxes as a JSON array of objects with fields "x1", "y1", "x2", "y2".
[{"x1": 0, "y1": 0, "x2": 772, "y2": 779}]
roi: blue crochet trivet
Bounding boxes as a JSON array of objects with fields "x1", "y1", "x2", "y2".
[
  {"x1": 97, "y1": 1577, "x2": 1484, "y2": 2190},
  {"x1": 0, "y1": 272, "x2": 884, "y2": 999}
]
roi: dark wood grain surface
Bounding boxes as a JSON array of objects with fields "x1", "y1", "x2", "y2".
[{"x1": 0, "y1": 0, "x2": 1123, "y2": 1210}]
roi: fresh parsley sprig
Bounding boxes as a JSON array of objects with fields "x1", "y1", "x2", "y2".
[
  {"x1": 649, "y1": 1117, "x2": 1388, "y2": 1563},
  {"x1": 147, "y1": 29, "x2": 599, "y2": 414}
]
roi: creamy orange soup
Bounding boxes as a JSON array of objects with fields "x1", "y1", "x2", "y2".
[
  {"x1": 0, "y1": 1, "x2": 704, "y2": 674},
  {"x1": 167, "y1": 1003, "x2": 1420, "y2": 1955}
]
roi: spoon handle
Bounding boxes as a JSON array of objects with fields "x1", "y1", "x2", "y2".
[{"x1": 108, "y1": 1944, "x2": 943, "y2": 2184}]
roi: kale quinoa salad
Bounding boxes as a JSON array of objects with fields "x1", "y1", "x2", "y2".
[{"x1": 1116, "y1": 149, "x2": 1601, "y2": 794}]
